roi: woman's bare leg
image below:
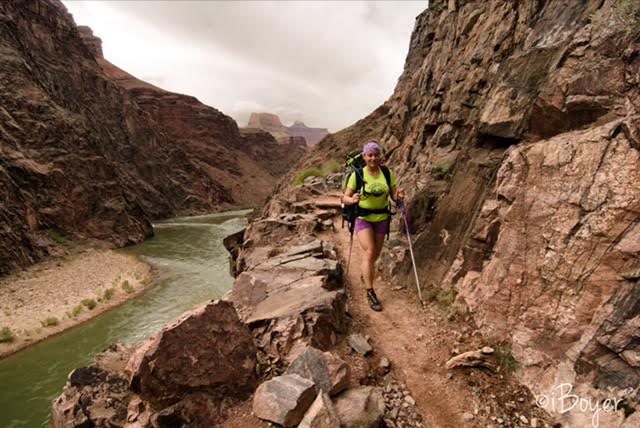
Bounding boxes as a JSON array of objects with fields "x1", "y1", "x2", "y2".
[
  {"x1": 356, "y1": 228, "x2": 376, "y2": 290},
  {"x1": 357, "y1": 226, "x2": 388, "y2": 289}
]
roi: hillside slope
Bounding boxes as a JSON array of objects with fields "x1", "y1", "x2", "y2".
[
  {"x1": 273, "y1": 0, "x2": 640, "y2": 425},
  {"x1": 0, "y1": 0, "x2": 304, "y2": 274}
]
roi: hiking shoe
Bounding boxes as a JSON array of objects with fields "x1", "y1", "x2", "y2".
[{"x1": 367, "y1": 289, "x2": 382, "y2": 311}]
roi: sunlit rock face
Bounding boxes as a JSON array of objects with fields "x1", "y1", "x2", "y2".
[
  {"x1": 0, "y1": 0, "x2": 304, "y2": 274},
  {"x1": 247, "y1": 112, "x2": 329, "y2": 146},
  {"x1": 287, "y1": 120, "x2": 330, "y2": 147},
  {"x1": 270, "y1": 0, "x2": 640, "y2": 424}
]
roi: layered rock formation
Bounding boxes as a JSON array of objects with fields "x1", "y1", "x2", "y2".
[
  {"x1": 288, "y1": 120, "x2": 330, "y2": 147},
  {"x1": 247, "y1": 112, "x2": 291, "y2": 140},
  {"x1": 0, "y1": 0, "x2": 304, "y2": 274},
  {"x1": 77, "y1": 26, "x2": 307, "y2": 213},
  {"x1": 247, "y1": 112, "x2": 330, "y2": 146},
  {"x1": 283, "y1": 0, "x2": 639, "y2": 425}
]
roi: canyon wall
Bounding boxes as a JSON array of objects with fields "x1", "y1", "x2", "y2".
[
  {"x1": 0, "y1": 1, "x2": 304, "y2": 274},
  {"x1": 279, "y1": 0, "x2": 639, "y2": 424}
]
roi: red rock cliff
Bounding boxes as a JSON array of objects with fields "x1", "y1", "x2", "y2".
[
  {"x1": 0, "y1": 0, "x2": 304, "y2": 274},
  {"x1": 276, "y1": 0, "x2": 640, "y2": 424},
  {"x1": 78, "y1": 23, "x2": 307, "y2": 211}
]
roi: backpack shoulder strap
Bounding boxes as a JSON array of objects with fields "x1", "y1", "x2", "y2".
[
  {"x1": 381, "y1": 166, "x2": 391, "y2": 187},
  {"x1": 354, "y1": 167, "x2": 364, "y2": 193}
]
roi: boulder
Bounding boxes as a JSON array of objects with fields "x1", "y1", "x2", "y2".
[
  {"x1": 247, "y1": 283, "x2": 344, "y2": 324},
  {"x1": 348, "y1": 334, "x2": 373, "y2": 356},
  {"x1": 225, "y1": 272, "x2": 333, "y2": 322},
  {"x1": 126, "y1": 300, "x2": 256, "y2": 407},
  {"x1": 334, "y1": 386, "x2": 385, "y2": 428},
  {"x1": 252, "y1": 374, "x2": 317, "y2": 427},
  {"x1": 298, "y1": 392, "x2": 341, "y2": 428},
  {"x1": 51, "y1": 343, "x2": 136, "y2": 428},
  {"x1": 250, "y1": 288, "x2": 348, "y2": 367},
  {"x1": 286, "y1": 345, "x2": 350, "y2": 396}
]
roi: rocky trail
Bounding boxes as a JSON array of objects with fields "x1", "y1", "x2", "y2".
[
  {"x1": 313, "y1": 192, "x2": 553, "y2": 428},
  {"x1": 216, "y1": 192, "x2": 554, "y2": 428}
]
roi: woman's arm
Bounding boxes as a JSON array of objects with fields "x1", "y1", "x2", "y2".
[
  {"x1": 390, "y1": 186, "x2": 405, "y2": 202},
  {"x1": 343, "y1": 187, "x2": 360, "y2": 205}
]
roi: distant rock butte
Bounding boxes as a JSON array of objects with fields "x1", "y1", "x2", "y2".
[{"x1": 246, "y1": 112, "x2": 329, "y2": 146}]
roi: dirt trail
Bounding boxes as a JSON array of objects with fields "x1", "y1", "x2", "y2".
[
  {"x1": 318, "y1": 193, "x2": 551, "y2": 428},
  {"x1": 327, "y1": 216, "x2": 470, "y2": 427},
  {"x1": 221, "y1": 192, "x2": 551, "y2": 427}
]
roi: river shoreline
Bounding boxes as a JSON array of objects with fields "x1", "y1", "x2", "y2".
[{"x1": 0, "y1": 248, "x2": 153, "y2": 359}]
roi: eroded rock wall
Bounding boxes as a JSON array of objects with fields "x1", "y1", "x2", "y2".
[
  {"x1": 279, "y1": 0, "x2": 639, "y2": 424},
  {"x1": 0, "y1": 0, "x2": 305, "y2": 274}
]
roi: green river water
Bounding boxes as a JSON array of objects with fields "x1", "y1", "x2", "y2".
[{"x1": 0, "y1": 210, "x2": 249, "y2": 427}]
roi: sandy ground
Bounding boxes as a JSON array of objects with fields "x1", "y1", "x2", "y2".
[{"x1": 0, "y1": 248, "x2": 152, "y2": 358}]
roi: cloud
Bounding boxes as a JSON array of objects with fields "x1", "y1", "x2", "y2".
[{"x1": 63, "y1": 1, "x2": 426, "y2": 132}]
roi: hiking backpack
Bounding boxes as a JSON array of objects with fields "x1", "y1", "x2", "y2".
[{"x1": 340, "y1": 150, "x2": 392, "y2": 234}]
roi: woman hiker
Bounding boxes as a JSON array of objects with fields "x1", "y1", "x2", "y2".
[{"x1": 342, "y1": 141, "x2": 404, "y2": 311}]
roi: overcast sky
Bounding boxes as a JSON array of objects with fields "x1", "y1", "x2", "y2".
[{"x1": 62, "y1": 1, "x2": 427, "y2": 132}]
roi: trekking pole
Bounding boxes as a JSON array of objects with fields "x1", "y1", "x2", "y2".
[
  {"x1": 346, "y1": 228, "x2": 355, "y2": 275},
  {"x1": 398, "y1": 199, "x2": 424, "y2": 306}
]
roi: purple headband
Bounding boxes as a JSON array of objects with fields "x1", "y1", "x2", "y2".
[{"x1": 363, "y1": 141, "x2": 381, "y2": 154}]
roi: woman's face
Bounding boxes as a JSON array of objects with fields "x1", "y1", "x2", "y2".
[{"x1": 364, "y1": 151, "x2": 381, "y2": 168}]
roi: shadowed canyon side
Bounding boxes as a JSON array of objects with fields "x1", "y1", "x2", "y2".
[
  {"x1": 272, "y1": 0, "x2": 640, "y2": 425},
  {"x1": 77, "y1": 27, "x2": 307, "y2": 209},
  {"x1": 0, "y1": 0, "x2": 304, "y2": 275}
]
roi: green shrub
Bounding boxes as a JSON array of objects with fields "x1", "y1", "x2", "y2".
[
  {"x1": 495, "y1": 343, "x2": 519, "y2": 374},
  {"x1": 426, "y1": 289, "x2": 438, "y2": 302},
  {"x1": 122, "y1": 280, "x2": 134, "y2": 294},
  {"x1": 431, "y1": 160, "x2": 454, "y2": 180},
  {"x1": 0, "y1": 327, "x2": 14, "y2": 343},
  {"x1": 294, "y1": 167, "x2": 323, "y2": 186},
  {"x1": 103, "y1": 288, "x2": 115, "y2": 301},
  {"x1": 321, "y1": 159, "x2": 342, "y2": 175},
  {"x1": 436, "y1": 288, "x2": 457, "y2": 307},
  {"x1": 615, "y1": 0, "x2": 640, "y2": 36},
  {"x1": 41, "y1": 317, "x2": 59, "y2": 327},
  {"x1": 71, "y1": 305, "x2": 83, "y2": 318},
  {"x1": 45, "y1": 229, "x2": 70, "y2": 246},
  {"x1": 81, "y1": 299, "x2": 97, "y2": 310}
]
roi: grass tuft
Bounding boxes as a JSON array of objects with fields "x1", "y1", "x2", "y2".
[
  {"x1": 436, "y1": 288, "x2": 457, "y2": 307},
  {"x1": 122, "y1": 280, "x2": 134, "y2": 294},
  {"x1": 41, "y1": 317, "x2": 59, "y2": 327},
  {"x1": 0, "y1": 327, "x2": 14, "y2": 343},
  {"x1": 103, "y1": 288, "x2": 115, "y2": 301},
  {"x1": 486, "y1": 335, "x2": 520, "y2": 374},
  {"x1": 81, "y1": 299, "x2": 97, "y2": 310},
  {"x1": 321, "y1": 159, "x2": 342, "y2": 175}
]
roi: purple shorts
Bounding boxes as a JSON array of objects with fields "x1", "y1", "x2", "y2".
[{"x1": 355, "y1": 218, "x2": 390, "y2": 235}]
